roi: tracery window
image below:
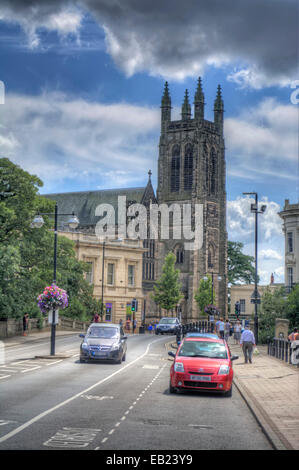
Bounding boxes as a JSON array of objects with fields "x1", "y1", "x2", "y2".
[
  {"x1": 171, "y1": 145, "x2": 180, "y2": 192},
  {"x1": 184, "y1": 144, "x2": 193, "y2": 191}
]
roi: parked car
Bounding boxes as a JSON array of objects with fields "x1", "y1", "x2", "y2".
[
  {"x1": 155, "y1": 317, "x2": 181, "y2": 335},
  {"x1": 168, "y1": 336, "x2": 238, "y2": 396},
  {"x1": 79, "y1": 323, "x2": 127, "y2": 364},
  {"x1": 185, "y1": 332, "x2": 219, "y2": 340}
]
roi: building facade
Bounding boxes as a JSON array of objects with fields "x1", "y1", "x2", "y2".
[
  {"x1": 156, "y1": 80, "x2": 227, "y2": 320},
  {"x1": 279, "y1": 199, "x2": 299, "y2": 292},
  {"x1": 61, "y1": 231, "x2": 145, "y2": 325},
  {"x1": 45, "y1": 78, "x2": 228, "y2": 322}
]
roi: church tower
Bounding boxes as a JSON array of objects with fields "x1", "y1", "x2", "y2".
[{"x1": 157, "y1": 78, "x2": 227, "y2": 319}]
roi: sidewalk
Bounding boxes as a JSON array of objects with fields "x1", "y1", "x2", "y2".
[{"x1": 229, "y1": 340, "x2": 299, "y2": 450}]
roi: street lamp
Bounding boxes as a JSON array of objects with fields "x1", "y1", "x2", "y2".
[
  {"x1": 203, "y1": 272, "x2": 222, "y2": 306},
  {"x1": 32, "y1": 202, "x2": 79, "y2": 355},
  {"x1": 243, "y1": 192, "x2": 266, "y2": 344}
]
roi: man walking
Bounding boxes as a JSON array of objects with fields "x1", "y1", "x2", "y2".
[{"x1": 240, "y1": 325, "x2": 256, "y2": 363}]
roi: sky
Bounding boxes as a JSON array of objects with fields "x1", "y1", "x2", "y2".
[{"x1": 0, "y1": 0, "x2": 298, "y2": 285}]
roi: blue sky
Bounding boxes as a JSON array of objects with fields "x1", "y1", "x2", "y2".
[{"x1": 0, "y1": 0, "x2": 298, "y2": 285}]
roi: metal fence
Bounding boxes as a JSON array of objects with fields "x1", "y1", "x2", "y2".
[{"x1": 267, "y1": 338, "x2": 299, "y2": 367}]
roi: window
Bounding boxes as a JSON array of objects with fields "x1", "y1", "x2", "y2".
[
  {"x1": 184, "y1": 144, "x2": 193, "y2": 191},
  {"x1": 287, "y1": 232, "x2": 293, "y2": 253},
  {"x1": 171, "y1": 145, "x2": 180, "y2": 192},
  {"x1": 240, "y1": 299, "x2": 246, "y2": 313},
  {"x1": 128, "y1": 265, "x2": 135, "y2": 286},
  {"x1": 208, "y1": 244, "x2": 215, "y2": 269},
  {"x1": 107, "y1": 263, "x2": 114, "y2": 285},
  {"x1": 176, "y1": 246, "x2": 184, "y2": 264},
  {"x1": 288, "y1": 267, "x2": 293, "y2": 288},
  {"x1": 210, "y1": 148, "x2": 217, "y2": 195},
  {"x1": 85, "y1": 262, "x2": 93, "y2": 284}
]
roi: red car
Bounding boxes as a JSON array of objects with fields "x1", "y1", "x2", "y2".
[{"x1": 168, "y1": 336, "x2": 239, "y2": 397}]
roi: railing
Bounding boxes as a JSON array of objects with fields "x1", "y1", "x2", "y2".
[{"x1": 267, "y1": 338, "x2": 299, "y2": 367}]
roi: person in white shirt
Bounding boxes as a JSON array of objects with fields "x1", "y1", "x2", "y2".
[
  {"x1": 218, "y1": 318, "x2": 225, "y2": 339},
  {"x1": 240, "y1": 326, "x2": 256, "y2": 363},
  {"x1": 234, "y1": 321, "x2": 242, "y2": 344}
]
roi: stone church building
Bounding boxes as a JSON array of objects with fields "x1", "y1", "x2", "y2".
[{"x1": 46, "y1": 78, "x2": 228, "y2": 322}]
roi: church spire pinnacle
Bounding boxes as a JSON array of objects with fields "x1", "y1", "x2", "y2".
[
  {"x1": 182, "y1": 89, "x2": 191, "y2": 120},
  {"x1": 214, "y1": 84, "x2": 224, "y2": 134},
  {"x1": 161, "y1": 81, "x2": 171, "y2": 129},
  {"x1": 194, "y1": 76, "x2": 205, "y2": 120}
]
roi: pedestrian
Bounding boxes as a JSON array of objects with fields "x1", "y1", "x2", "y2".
[
  {"x1": 215, "y1": 317, "x2": 221, "y2": 336},
  {"x1": 240, "y1": 325, "x2": 256, "y2": 364},
  {"x1": 126, "y1": 318, "x2": 131, "y2": 333},
  {"x1": 119, "y1": 318, "x2": 123, "y2": 327},
  {"x1": 93, "y1": 313, "x2": 100, "y2": 323},
  {"x1": 218, "y1": 317, "x2": 225, "y2": 339},
  {"x1": 133, "y1": 318, "x2": 137, "y2": 333},
  {"x1": 23, "y1": 313, "x2": 29, "y2": 336},
  {"x1": 234, "y1": 320, "x2": 242, "y2": 345},
  {"x1": 224, "y1": 319, "x2": 231, "y2": 341},
  {"x1": 148, "y1": 323, "x2": 153, "y2": 334},
  {"x1": 288, "y1": 327, "x2": 298, "y2": 342}
]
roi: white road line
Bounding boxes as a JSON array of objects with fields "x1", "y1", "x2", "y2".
[
  {"x1": 0, "y1": 337, "x2": 166, "y2": 444},
  {"x1": 0, "y1": 375, "x2": 11, "y2": 380},
  {"x1": 101, "y1": 438, "x2": 108, "y2": 443},
  {"x1": 22, "y1": 366, "x2": 41, "y2": 373},
  {"x1": 108, "y1": 429, "x2": 115, "y2": 435}
]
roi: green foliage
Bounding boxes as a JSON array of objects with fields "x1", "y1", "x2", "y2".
[
  {"x1": 228, "y1": 241, "x2": 256, "y2": 285},
  {"x1": 258, "y1": 286, "x2": 287, "y2": 343},
  {"x1": 286, "y1": 284, "x2": 299, "y2": 329},
  {"x1": 152, "y1": 252, "x2": 183, "y2": 313},
  {"x1": 0, "y1": 157, "x2": 98, "y2": 322},
  {"x1": 194, "y1": 275, "x2": 215, "y2": 315}
]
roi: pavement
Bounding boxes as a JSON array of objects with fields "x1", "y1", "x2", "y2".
[{"x1": 1, "y1": 329, "x2": 299, "y2": 451}]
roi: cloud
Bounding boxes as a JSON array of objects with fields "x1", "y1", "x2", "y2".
[
  {"x1": 0, "y1": 0, "x2": 297, "y2": 86},
  {"x1": 225, "y1": 97, "x2": 298, "y2": 182},
  {"x1": 0, "y1": 91, "x2": 160, "y2": 191},
  {"x1": 260, "y1": 249, "x2": 283, "y2": 261}
]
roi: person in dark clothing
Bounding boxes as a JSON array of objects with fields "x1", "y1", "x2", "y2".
[{"x1": 23, "y1": 313, "x2": 29, "y2": 336}]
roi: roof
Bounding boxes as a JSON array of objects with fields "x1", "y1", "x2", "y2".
[{"x1": 43, "y1": 186, "x2": 147, "y2": 228}]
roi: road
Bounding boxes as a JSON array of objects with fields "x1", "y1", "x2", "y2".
[{"x1": 0, "y1": 333, "x2": 273, "y2": 450}]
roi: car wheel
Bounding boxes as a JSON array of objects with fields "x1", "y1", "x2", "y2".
[
  {"x1": 80, "y1": 357, "x2": 86, "y2": 363},
  {"x1": 224, "y1": 386, "x2": 232, "y2": 397},
  {"x1": 169, "y1": 380, "x2": 176, "y2": 394}
]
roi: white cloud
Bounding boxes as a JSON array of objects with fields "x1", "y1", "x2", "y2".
[{"x1": 0, "y1": 92, "x2": 160, "y2": 191}]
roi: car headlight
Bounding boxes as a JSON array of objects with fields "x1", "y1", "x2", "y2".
[
  {"x1": 81, "y1": 343, "x2": 89, "y2": 350},
  {"x1": 218, "y1": 365, "x2": 230, "y2": 375},
  {"x1": 111, "y1": 343, "x2": 120, "y2": 351},
  {"x1": 174, "y1": 362, "x2": 185, "y2": 373}
]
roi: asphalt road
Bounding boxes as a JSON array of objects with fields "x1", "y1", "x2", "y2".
[{"x1": 0, "y1": 333, "x2": 273, "y2": 451}]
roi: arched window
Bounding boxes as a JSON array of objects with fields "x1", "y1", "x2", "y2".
[
  {"x1": 208, "y1": 243, "x2": 215, "y2": 269},
  {"x1": 171, "y1": 145, "x2": 180, "y2": 192},
  {"x1": 175, "y1": 245, "x2": 184, "y2": 264},
  {"x1": 210, "y1": 148, "x2": 217, "y2": 195},
  {"x1": 184, "y1": 144, "x2": 193, "y2": 191}
]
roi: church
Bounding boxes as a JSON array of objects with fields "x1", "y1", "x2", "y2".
[{"x1": 46, "y1": 78, "x2": 228, "y2": 322}]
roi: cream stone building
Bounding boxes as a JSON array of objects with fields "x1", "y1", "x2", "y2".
[
  {"x1": 230, "y1": 279, "x2": 284, "y2": 318},
  {"x1": 279, "y1": 199, "x2": 299, "y2": 292},
  {"x1": 61, "y1": 231, "x2": 146, "y2": 326}
]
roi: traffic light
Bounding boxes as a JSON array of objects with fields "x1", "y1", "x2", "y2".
[
  {"x1": 131, "y1": 299, "x2": 138, "y2": 312},
  {"x1": 235, "y1": 301, "x2": 240, "y2": 317}
]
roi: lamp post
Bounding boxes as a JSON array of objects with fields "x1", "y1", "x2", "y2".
[
  {"x1": 243, "y1": 192, "x2": 266, "y2": 345},
  {"x1": 203, "y1": 272, "x2": 222, "y2": 306},
  {"x1": 32, "y1": 202, "x2": 79, "y2": 355}
]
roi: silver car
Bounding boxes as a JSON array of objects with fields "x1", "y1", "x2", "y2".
[{"x1": 79, "y1": 323, "x2": 127, "y2": 364}]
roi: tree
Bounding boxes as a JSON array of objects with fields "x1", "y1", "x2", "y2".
[
  {"x1": 152, "y1": 252, "x2": 183, "y2": 314},
  {"x1": 286, "y1": 285, "x2": 299, "y2": 329},
  {"x1": 227, "y1": 241, "x2": 256, "y2": 285},
  {"x1": 258, "y1": 286, "x2": 287, "y2": 343},
  {"x1": 194, "y1": 275, "x2": 215, "y2": 316}
]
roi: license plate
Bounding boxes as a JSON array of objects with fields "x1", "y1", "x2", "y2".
[
  {"x1": 92, "y1": 351, "x2": 107, "y2": 357},
  {"x1": 190, "y1": 375, "x2": 211, "y2": 381}
]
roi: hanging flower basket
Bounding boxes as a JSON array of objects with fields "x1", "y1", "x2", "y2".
[
  {"x1": 37, "y1": 284, "x2": 68, "y2": 314},
  {"x1": 204, "y1": 304, "x2": 218, "y2": 315}
]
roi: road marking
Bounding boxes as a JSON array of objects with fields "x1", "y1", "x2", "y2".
[
  {"x1": 22, "y1": 366, "x2": 41, "y2": 373},
  {"x1": 108, "y1": 429, "x2": 115, "y2": 435},
  {"x1": 43, "y1": 427, "x2": 101, "y2": 448},
  {"x1": 101, "y1": 437, "x2": 108, "y2": 443},
  {"x1": 0, "y1": 337, "x2": 166, "y2": 444},
  {"x1": 0, "y1": 375, "x2": 11, "y2": 380}
]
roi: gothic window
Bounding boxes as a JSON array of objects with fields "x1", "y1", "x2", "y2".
[
  {"x1": 171, "y1": 145, "x2": 180, "y2": 192},
  {"x1": 208, "y1": 243, "x2": 215, "y2": 269},
  {"x1": 210, "y1": 148, "x2": 217, "y2": 195},
  {"x1": 176, "y1": 245, "x2": 184, "y2": 264},
  {"x1": 184, "y1": 144, "x2": 193, "y2": 191}
]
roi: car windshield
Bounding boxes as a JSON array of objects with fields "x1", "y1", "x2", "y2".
[
  {"x1": 178, "y1": 341, "x2": 227, "y2": 359},
  {"x1": 160, "y1": 318, "x2": 176, "y2": 324},
  {"x1": 87, "y1": 327, "x2": 119, "y2": 339}
]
